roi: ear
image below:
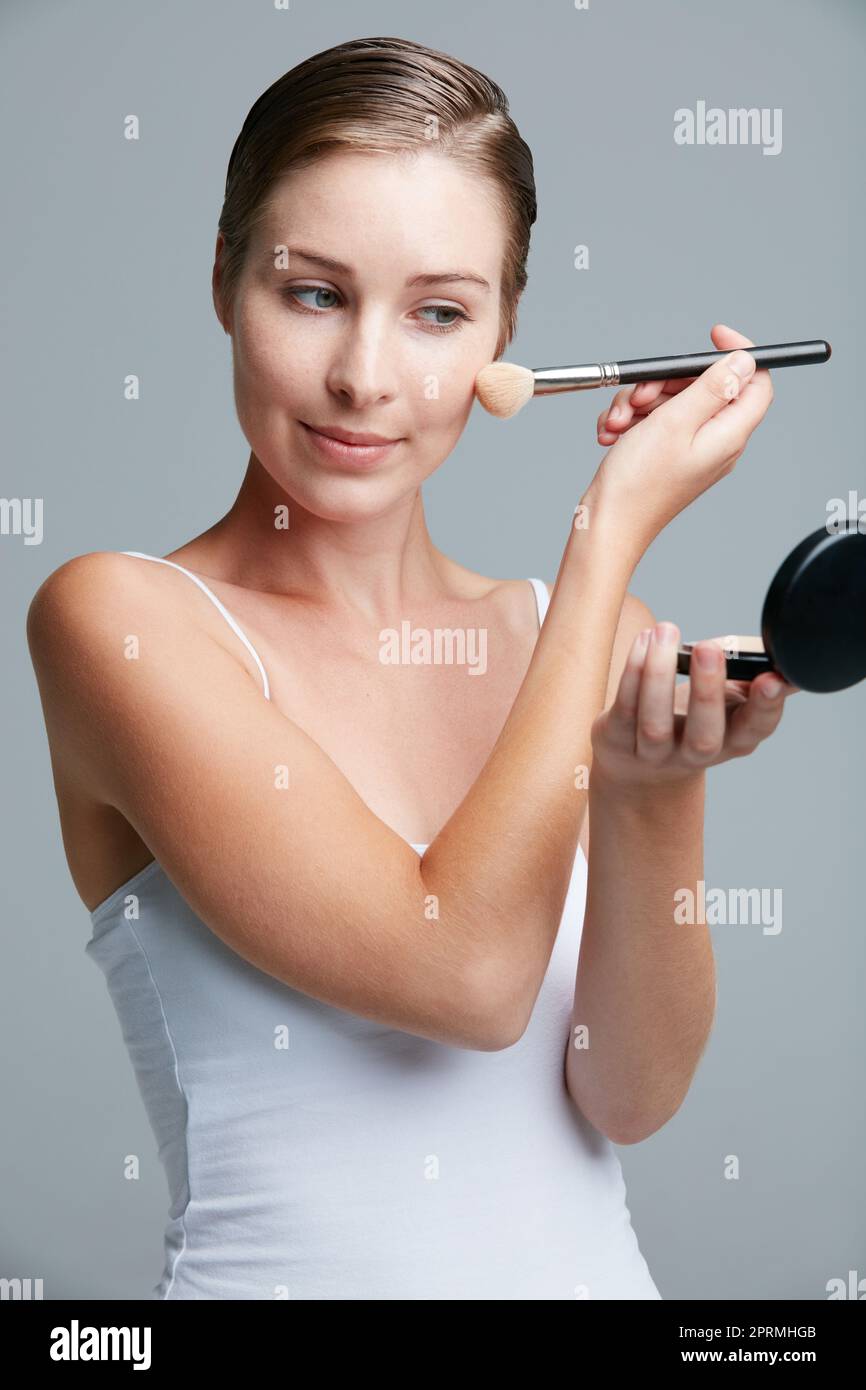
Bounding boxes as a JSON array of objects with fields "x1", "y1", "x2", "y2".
[{"x1": 212, "y1": 232, "x2": 230, "y2": 334}]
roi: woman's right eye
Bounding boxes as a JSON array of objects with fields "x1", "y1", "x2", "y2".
[{"x1": 282, "y1": 286, "x2": 340, "y2": 312}]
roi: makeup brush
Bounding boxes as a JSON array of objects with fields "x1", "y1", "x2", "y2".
[{"x1": 474, "y1": 339, "x2": 832, "y2": 419}]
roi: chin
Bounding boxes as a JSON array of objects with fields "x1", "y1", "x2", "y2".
[{"x1": 266, "y1": 466, "x2": 423, "y2": 523}]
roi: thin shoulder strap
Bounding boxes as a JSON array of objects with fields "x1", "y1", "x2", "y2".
[
  {"x1": 121, "y1": 551, "x2": 271, "y2": 700},
  {"x1": 527, "y1": 576, "x2": 550, "y2": 631}
]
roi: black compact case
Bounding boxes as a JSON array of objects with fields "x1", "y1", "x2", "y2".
[{"x1": 676, "y1": 522, "x2": 866, "y2": 693}]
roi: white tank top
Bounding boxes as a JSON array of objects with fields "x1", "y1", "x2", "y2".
[{"x1": 85, "y1": 551, "x2": 661, "y2": 1300}]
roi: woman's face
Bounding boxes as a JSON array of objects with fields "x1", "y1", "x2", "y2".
[{"x1": 217, "y1": 149, "x2": 507, "y2": 519}]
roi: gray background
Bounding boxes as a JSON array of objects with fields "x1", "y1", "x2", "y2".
[{"x1": 2, "y1": 0, "x2": 863, "y2": 1300}]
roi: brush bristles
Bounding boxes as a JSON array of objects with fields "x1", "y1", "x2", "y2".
[{"x1": 474, "y1": 362, "x2": 536, "y2": 418}]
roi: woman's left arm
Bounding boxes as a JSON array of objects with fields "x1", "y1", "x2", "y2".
[{"x1": 565, "y1": 606, "x2": 799, "y2": 1145}]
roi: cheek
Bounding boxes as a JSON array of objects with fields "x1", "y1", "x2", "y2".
[
  {"x1": 413, "y1": 390, "x2": 469, "y2": 443},
  {"x1": 232, "y1": 293, "x2": 318, "y2": 402},
  {"x1": 412, "y1": 340, "x2": 484, "y2": 435}
]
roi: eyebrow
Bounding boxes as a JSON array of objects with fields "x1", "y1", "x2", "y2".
[{"x1": 279, "y1": 246, "x2": 492, "y2": 293}]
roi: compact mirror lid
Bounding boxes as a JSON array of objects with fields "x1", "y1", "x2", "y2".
[
  {"x1": 676, "y1": 521, "x2": 866, "y2": 692},
  {"x1": 761, "y1": 522, "x2": 866, "y2": 692}
]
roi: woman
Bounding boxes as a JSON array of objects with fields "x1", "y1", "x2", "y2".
[{"x1": 26, "y1": 36, "x2": 795, "y2": 1300}]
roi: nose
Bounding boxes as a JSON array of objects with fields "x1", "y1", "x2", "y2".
[{"x1": 324, "y1": 307, "x2": 400, "y2": 410}]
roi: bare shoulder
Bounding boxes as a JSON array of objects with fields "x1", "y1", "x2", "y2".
[
  {"x1": 26, "y1": 551, "x2": 201, "y2": 793},
  {"x1": 442, "y1": 569, "x2": 544, "y2": 637},
  {"x1": 27, "y1": 552, "x2": 159, "y2": 705},
  {"x1": 417, "y1": 557, "x2": 543, "y2": 634},
  {"x1": 27, "y1": 550, "x2": 156, "y2": 649},
  {"x1": 27, "y1": 548, "x2": 211, "y2": 698},
  {"x1": 26, "y1": 549, "x2": 254, "y2": 676}
]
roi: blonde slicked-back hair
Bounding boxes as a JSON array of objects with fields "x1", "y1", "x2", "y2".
[{"x1": 216, "y1": 35, "x2": 537, "y2": 360}]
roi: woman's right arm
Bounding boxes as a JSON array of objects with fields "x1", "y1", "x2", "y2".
[
  {"x1": 26, "y1": 343, "x2": 768, "y2": 1056},
  {"x1": 27, "y1": 541, "x2": 626, "y2": 1055}
]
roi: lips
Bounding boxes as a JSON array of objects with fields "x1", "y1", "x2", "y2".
[
  {"x1": 303, "y1": 422, "x2": 401, "y2": 446},
  {"x1": 299, "y1": 420, "x2": 403, "y2": 468}
]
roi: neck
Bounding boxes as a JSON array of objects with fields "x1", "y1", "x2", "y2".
[{"x1": 187, "y1": 452, "x2": 457, "y2": 624}]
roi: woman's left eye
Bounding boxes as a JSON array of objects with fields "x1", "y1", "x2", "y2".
[
  {"x1": 282, "y1": 287, "x2": 469, "y2": 334},
  {"x1": 414, "y1": 305, "x2": 468, "y2": 333}
]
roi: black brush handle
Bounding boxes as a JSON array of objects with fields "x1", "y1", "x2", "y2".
[{"x1": 616, "y1": 339, "x2": 831, "y2": 384}]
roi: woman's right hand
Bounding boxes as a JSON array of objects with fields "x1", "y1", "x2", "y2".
[{"x1": 585, "y1": 324, "x2": 774, "y2": 556}]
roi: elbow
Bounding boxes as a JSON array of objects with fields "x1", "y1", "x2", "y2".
[
  {"x1": 604, "y1": 1115, "x2": 666, "y2": 1146},
  {"x1": 458, "y1": 988, "x2": 525, "y2": 1053},
  {"x1": 600, "y1": 1096, "x2": 687, "y2": 1145},
  {"x1": 480, "y1": 1008, "x2": 527, "y2": 1053},
  {"x1": 568, "y1": 1076, "x2": 690, "y2": 1144},
  {"x1": 463, "y1": 964, "x2": 530, "y2": 1053}
]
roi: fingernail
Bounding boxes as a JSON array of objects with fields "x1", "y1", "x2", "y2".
[
  {"x1": 695, "y1": 643, "x2": 722, "y2": 671},
  {"x1": 761, "y1": 677, "x2": 782, "y2": 698},
  {"x1": 608, "y1": 406, "x2": 621, "y2": 422},
  {"x1": 729, "y1": 350, "x2": 755, "y2": 380},
  {"x1": 654, "y1": 622, "x2": 676, "y2": 645}
]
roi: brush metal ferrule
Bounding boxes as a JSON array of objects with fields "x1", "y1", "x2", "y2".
[{"x1": 531, "y1": 362, "x2": 621, "y2": 394}]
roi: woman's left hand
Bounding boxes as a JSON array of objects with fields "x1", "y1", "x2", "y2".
[{"x1": 590, "y1": 622, "x2": 800, "y2": 791}]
